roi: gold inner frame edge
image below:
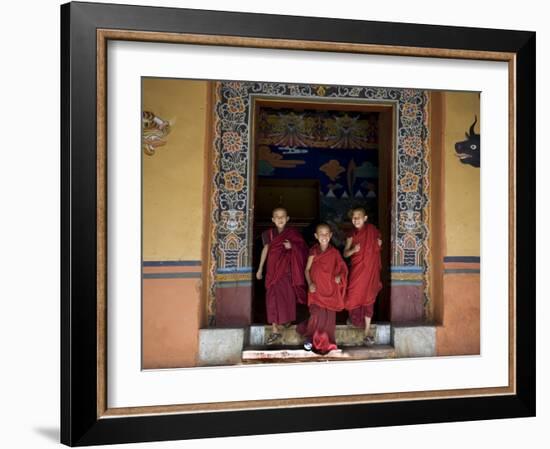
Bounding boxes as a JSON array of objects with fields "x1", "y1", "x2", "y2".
[{"x1": 96, "y1": 28, "x2": 517, "y2": 418}]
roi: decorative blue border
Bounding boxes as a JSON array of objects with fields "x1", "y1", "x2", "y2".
[{"x1": 391, "y1": 265, "x2": 425, "y2": 273}]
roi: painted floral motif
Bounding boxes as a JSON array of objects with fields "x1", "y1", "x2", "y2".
[
  {"x1": 228, "y1": 97, "x2": 245, "y2": 113},
  {"x1": 223, "y1": 170, "x2": 245, "y2": 192},
  {"x1": 400, "y1": 172, "x2": 420, "y2": 193},
  {"x1": 402, "y1": 102, "x2": 420, "y2": 118},
  {"x1": 402, "y1": 135, "x2": 422, "y2": 157},
  {"x1": 400, "y1": 100, "x2": 423, "y2": 129},
  {"x1": 222, "y1": 131, "x2": 242, "y2": 153},
  {"x1": 401, "y1": 89, "x2": 418, "y2": 100}
]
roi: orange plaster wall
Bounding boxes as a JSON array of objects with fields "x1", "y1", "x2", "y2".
[
  {"x1": 142, "y1": 276, "x2": 201, "y2": 368},
  {"x1": 436, "y1": 273, "x2": 480, "y2": 356}
]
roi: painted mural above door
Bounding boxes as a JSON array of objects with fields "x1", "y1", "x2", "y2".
[
  {"x1": 257, "y1": 108, "x2": 379, "y2": 149},
  {"x1": 256, "y1": 108, "x2": 381, "y2": 246}
]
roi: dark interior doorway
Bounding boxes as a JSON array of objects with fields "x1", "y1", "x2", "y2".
[{"x1": 251, "y1": 99, "x2": 393, "y2": 325}]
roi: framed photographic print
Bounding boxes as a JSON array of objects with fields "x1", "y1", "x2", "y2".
[{"x1": 60, "y1": 1, "x2": 535, "y2": 446}]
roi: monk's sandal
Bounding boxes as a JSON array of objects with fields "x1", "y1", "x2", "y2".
[
  {"x1": 363, "y1": 335, "x2": 375, "y2": 346},
  {"x1": 267, "y1": 333, "x2": 282, "y2": 344}
]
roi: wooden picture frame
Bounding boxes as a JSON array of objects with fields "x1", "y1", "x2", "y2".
[{"x1": 61, "y1": 1, "x2": 535, "y2": 446}]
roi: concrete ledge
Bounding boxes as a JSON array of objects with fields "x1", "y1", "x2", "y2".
[
  {"x1": 197, "y1": 328, "x2": 245, "y2": 366},
  {"x1": 248, "y1": 325, "x2": 266, "y2": 346},
  {"x1": 391, "y1": 325, "x2": 436, "y2": 358},
  {"x1": 370, "y1": 322, "x2": 391, "y2": 345}
]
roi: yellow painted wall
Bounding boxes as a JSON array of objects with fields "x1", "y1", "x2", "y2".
[
  {"x1": 444, "y1": 92, "x2": 480, "y2": 256},
  {"x1": 142, "y1": 79, "x2": 208, "y2": 260}
]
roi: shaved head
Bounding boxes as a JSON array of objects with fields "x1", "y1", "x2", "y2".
[
  {"x1": 272, "y1": 207, "x2": 288, "y2": 217},
  {"x1": 350, "y1": 207, "x2": 367, "y2": 217},
  {"x1": 315, "y1": 223, "x2": 332, "y2": 234}
]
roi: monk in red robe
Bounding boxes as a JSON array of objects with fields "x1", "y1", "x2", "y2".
[
  {"x1": 298, "y1": 223, "x2": 348, "y2": 354},
  {"x1": 256, "y1": 208, "x2": 308, "y2": 344},
  {"x1": 343, "y1": 207, "x2": 382, "y2": 345}
]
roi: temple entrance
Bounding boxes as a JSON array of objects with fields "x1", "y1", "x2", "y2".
[{"x1": 251, "y1": 99, "x2": 394, "y2": 325}]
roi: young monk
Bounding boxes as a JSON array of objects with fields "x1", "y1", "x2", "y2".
[
  {"x1": 256, "y1": 207, "x2": 308, "y2": 344},
  {"x1": 298, "y1": 223, "x2": 348, "y2": 354},
  {"x1": 343, "y1": 207, "x2": 383, "y2": 346}
]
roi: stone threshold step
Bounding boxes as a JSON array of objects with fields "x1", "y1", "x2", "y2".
[
  {"x1": 242, "y1": 345, "x2": 396, "y2": 363},
  {"x1": 248, "y1": 322, "x2": 391, "y2": 347}
]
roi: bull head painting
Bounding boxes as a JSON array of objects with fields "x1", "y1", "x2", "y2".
[{"x1": 454, "y1": 116, "x2": 480, "y2": 168}]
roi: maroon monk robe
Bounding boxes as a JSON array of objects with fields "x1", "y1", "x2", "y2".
[
  {"x1": 297, "y1": 305, "x2": 338, "y2": 354},
  {"x1": 298, "y1": 244, "x2": 348, "y2": 353},
  {"x1": 345, "y1": 223, "x2": 382, "y2": 326},
  {"x1": 263, "y1": 227, "x2": 308, "y2": 324},
  {"x1": 308, "y1": 244, "x2": 348, "y2": 312}
]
